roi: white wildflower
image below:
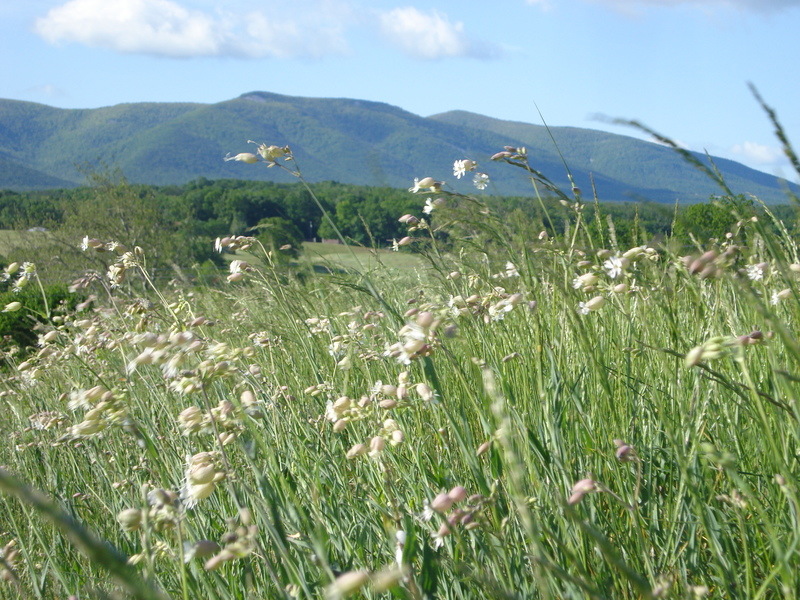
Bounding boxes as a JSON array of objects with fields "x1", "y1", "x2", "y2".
[
  {"x1": 472, "y1": 172, "x2": 490, "y2": 191},
  {"x1": 603, "y1": 256, "x2": 627, "y2": 279},
  {"x1": 746, "y1": 263, "x2": 765, "y2": 281},
  {"x1": 409, "y1": 177, "x2": 441, "y2": 194},
  {"x1": 453, "y1": 159, "x2": 476, "y2": 179}
]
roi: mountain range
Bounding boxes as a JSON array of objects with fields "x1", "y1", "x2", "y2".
[{"x1": 0, "y1": 91, "x2": 796, "y2": 203}]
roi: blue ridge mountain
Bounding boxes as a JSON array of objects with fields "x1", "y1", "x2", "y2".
[{"x1": 0, "y1": 91, "x2": 795, "y2": 203}]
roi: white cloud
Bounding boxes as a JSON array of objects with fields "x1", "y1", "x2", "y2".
[
  {"x1": 25, "y1": 83, "x2": 68, "y2": 99},
  {"x1": 586, "y1": 0, "x2": 800, "y2": 12},
  {"x1": 525, "y1": 0, "x2": 553, "y2": 9},
  {"x1": 34, "y1": 0, "x2": 350, "y2": 58},
  {"x1": 730, "y1": 141, "x2": 785, "y2": 165},
  {"x1": 378, "y1": 7, "x2": 500, "y2": 60}
]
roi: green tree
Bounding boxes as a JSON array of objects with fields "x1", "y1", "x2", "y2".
[
  {"x1": 254, "y1": 217, "x2": 304, "y2": 260},
  {"x1": 673, "y1": 200, "x2": 737, "y2": 244}
]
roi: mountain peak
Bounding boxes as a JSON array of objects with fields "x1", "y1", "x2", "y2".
[{"x1": 0, "y1": 94, "x2": 795, "y2": 202}]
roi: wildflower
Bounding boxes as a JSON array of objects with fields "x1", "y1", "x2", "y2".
[
  {"x1": 423, "y1": 197, "x2": 445, "y2": 214},
  {"x1": 229, "y1": 260, "x2": 250, "y2": 274},
  {"x1": 746, "y1": 263, "x2": 766, "y2": 281},
  {"x1": 250, "y1": 142, "x2": 291, "y2": 163},
  {"x1": 568, "y1": 478, "x2": 597, "y2": 505},
  {"x1": 182, "y1": 452, "x2": 225, "y2": 507},
  {"x1": 223, "y1": 152, "x2": 259, "y2": 163},
  {"x1": 2, "y1": 302, "x2": 22, "y2": 313},
  {"x1": 409, "y1": 176, "x2": 441, "y2": 193},
  {"x1": 177, "y1": 406, "x2": 205, "y2": 435},
  {"x1": 431, "y1": 492, "x2": 454, "y2": 513},
  {"x1": 448, "y1": 485, "x2": 468, "y2": 502},
  {"x1": 398, "y1": 213, "x2": 419, "y2": 224},
  {"x1": 578, "y1": 296, "x2": 605, "y2": 315},
  {"x1": 504, "y1": 261, "x2": 519, "y2": 277},
  {"x1": 453, "y1": 159, "x2": 476, "y2": 179},
  {"x1": 771, "y1": 288, "x2": 792, "y2": 305},
  {"x1": 613, "y1": 439, "x2": 636, "y2": 462},
  {"x1": 603, "y1": 255, "x2": 628, "y2": 279},
  {"x1": 473, "y1": 172, "x2": 490, "y2": 190},
  {"x1": 612, "y1": 283, "x2": 629, "y2": 293},
  {"x1": 684, "y1": 336, "x2": 727, "y2": 367},
  {"x1": 184, "y1": 540, "x2": 221, "y2": 563},
  {"x1": 117, "y1": 508, "x2": 143, "y2": 532},
  {"x1": 346, "y1": 443, "x2": 368, "y2": 459},
  {"x1": 572, "y1": 272, "x2": 598, "y2": 290},
  {"x1": 416, "y1": 382, "x2": 434, "y2": 401}
]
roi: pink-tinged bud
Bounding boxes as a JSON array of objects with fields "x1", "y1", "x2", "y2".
[
  {"x1": 615, "y1": 443, "x2": 635, "y2": 462},
  {"x1": 431, "y1": 492, "x2": 454, "y2": 513},
  {"x1": 227, "y1": 272, "x2": 245, "y2": 283},
  {"x1": 491, "y1": 151, "x2": 513, "y2": 161},
  {"x1": 416, "y1": 311, "x2": 434, "y2": 328},
  {"x1": 568, "y1": 478, "x2": 597, "y2": 505},
  {"x1": 447, "y1": 486, "x2": 468, "y2": 503},
  {"x1": 397, "y1": 236, "x2": 413, "y2": 247},
  {"x1": 404, "y1": 307, "x2": 419, "y2": 318},
  {"x1": 379, "y1": 399, "x2": 398, "y2": 409},
  {"x1": 333, "y1": 419, "x2": 349, "y2": 433},
  {"x1": 398, "y1": 214, "x2": 419, "y2": 224}
]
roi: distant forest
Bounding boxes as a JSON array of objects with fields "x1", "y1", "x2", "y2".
[{"x1": 1, "y1": 177, "x2": 798, "y2": 270}]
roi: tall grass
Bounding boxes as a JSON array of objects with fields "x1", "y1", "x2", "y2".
[{"x1": 1, "y1": 119, "x2": 800, "y2": 599}]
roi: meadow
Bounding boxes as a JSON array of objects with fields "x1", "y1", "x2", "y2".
[{"x1": 1, "y1": 132, "x2": 800, "y2": 600}]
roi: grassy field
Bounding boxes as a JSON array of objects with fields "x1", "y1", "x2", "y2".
[
  {"x1": 302, "y1": 242, "x2": 425, "y2": 272},
  {"x1": 1, "y1": 154, "x2": 800, "y2": 599}
]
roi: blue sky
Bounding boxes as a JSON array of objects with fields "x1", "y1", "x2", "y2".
[{"x1": 2, "y1": 0, "x2": 799, "y2": 178}]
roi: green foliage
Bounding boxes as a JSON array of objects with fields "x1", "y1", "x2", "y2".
[
  {"x1": 254, "y1": 216, "x2": 304, "y2": 259},
  {"x1": 0, "y1": 284, "x2": 76, "y2": 350},
  {"x1": 673, "y1": 194, "x2": 755, "y2": 244}
]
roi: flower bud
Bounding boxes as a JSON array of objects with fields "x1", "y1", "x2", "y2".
[
  {"x1": 326, "y1": 570, "x2": 369, "y2": 598},
  {"x1": 117, "y1": 508, "x2": 143, "y2": 531},
  {"x1": 448, "y1": 486, "x2": 468, "y2": 503},
  {"x1": 431, "y1": 492, "x2": 454, "y2": 513}
]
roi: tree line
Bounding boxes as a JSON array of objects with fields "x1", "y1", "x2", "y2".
[{"x1": 1, "y1": 176, "x2": 798, "y2": 280}]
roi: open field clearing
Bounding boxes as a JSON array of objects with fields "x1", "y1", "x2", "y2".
[{"x1": 302, "y1": 242, "x2": 426, "y2": 272}]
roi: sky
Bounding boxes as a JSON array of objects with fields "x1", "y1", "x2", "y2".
[{"x1": 1, "y1": 0, "x2": 799, "y2": 179}]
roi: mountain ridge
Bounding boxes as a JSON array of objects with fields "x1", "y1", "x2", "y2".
[{"x1": 0, "y1": 92, "x2": 795, "y2": 203}]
